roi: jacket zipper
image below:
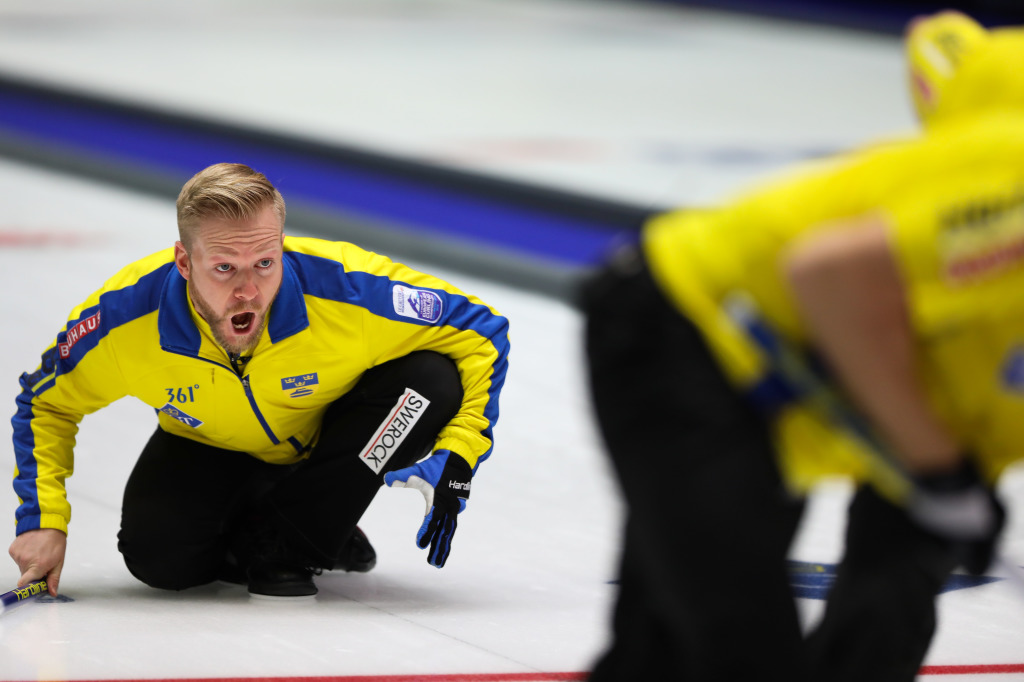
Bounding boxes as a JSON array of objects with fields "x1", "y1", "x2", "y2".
[
  {"x1": 240, "y1": 374, "x2": 280, "y2": 446},
  {"x1": 227, "y1": 352, "x2": 280, "y2": 446}
]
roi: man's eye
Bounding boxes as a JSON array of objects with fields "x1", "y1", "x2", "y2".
[
  {"x1": 215, "y1": 264, "x2": 232, "y2": 272},
  {"x1": 257, "y1": 259, "x2": 274, "y2": 268}
]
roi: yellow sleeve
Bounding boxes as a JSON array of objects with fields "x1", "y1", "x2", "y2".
[
  {"x1": 11, "y1": 253, "x2": 170, "y2": 535},
  {"x1": 350, "y1": 249, "x2": 510, "y2": 470}
]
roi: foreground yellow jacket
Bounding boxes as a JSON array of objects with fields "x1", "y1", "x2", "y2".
[
  {"x1": 13, "y1": 236, "x2": 510, "y2": 535},
  {"x1": 645, "y1": 111, "x2": 1024, "y2": 495}
]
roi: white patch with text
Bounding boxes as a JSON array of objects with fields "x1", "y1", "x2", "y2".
[{"x1": 358, "y1": 388, "x2": 431, "y2": 474}]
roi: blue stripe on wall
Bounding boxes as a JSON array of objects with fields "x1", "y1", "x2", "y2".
[{"x1": 0, "y1": 76, "x2": 649, "y2": 267}]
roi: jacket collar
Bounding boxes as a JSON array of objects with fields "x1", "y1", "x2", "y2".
[{"x1": 157, "y1": 255, "x2": 310, "y2": 356}]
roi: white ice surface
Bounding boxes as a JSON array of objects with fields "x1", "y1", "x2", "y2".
[
  {"x1": 0, "y1": 159, "x2": 623, "y2": 679},
  {"x1": 2, "y1": 155, "x2": 1023, "y2": 682},
  {"x1": 0, "y1": 2, "x2": 1023, "y2": 679},
  {"x1": 0, "y1": 0, "x2": 915, "y2": 207}
]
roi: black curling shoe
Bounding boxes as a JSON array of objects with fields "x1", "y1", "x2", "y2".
[
  {"x1": 247, "y1": 560, "x2": 322, "y2": 597},
  {"x1": 334, "y1": 526, "x2": 377, "y2": 573}
]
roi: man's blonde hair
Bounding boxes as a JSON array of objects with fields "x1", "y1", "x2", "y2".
[{"x1": 176, "y1": 163, "x2": 286, "y2": 250}]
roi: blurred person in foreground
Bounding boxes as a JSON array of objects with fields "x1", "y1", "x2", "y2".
[
  {"x1": 10, "y1": 163, "x2": 510, "y2": 598},
  {"x1": 583, "y1": 11, "x2": 1022, "y2": 681}
]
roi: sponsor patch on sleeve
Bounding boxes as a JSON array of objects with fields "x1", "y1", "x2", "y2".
[
  {"x1": 58, "y1": 310, "x2": 101, "y2": 359},
  {"x1": 358, "y1": 388, "x2": 431, "y2": 474},
  {"x1": 392, "y1": 285, "x2": 443, "y2": 323}
]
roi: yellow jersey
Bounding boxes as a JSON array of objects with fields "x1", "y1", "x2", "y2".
[
  {"x1": 13, "y1": 236, "x2": 510, "y2": 535},
  {"x1": 645, "y1": 112, "x2": 1024, "y2": 494}
]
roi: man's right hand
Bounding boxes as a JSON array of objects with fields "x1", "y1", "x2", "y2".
[{"x1": 9, "y1": 528, "x2": 67, "y2": 596}]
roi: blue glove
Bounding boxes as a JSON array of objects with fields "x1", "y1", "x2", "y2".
[{"x1": 384, "y1": 450, "x2": 472, "y2": 568}]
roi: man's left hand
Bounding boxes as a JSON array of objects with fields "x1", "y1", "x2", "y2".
[{"x1": 385, "y1": 450, "x2": 472, "y2": 568}]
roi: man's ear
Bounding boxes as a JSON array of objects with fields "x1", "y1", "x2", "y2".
[{"x1": 174, "y1": 241, "x2": 191, "y2": 280}]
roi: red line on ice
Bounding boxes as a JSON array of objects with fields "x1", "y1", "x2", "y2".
[{"x1": 920, "y1": 663, "x2": 1024, "y2": 675}]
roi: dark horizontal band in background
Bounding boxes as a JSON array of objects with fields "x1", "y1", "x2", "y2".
[
  {"x1": 0, "y1": 71, "x2": 653, "y2": 301},
  {"x1": 645, "y1": 0, "x2": 1024, "y2": 33}
]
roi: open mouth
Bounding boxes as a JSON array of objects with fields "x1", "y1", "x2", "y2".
[{"x1": 230, "y1": 312, "x2": 256, "y2": 334}]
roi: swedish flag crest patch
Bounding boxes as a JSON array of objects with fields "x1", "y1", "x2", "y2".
[{"x1": 281, "y1": 372, "x2": 320, "y2": 398}]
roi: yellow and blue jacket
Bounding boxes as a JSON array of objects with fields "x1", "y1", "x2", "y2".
[
  {"x1": 645, "y1": 114, "x2": 1024, "y2": 495},
  {"x1": 13, "y1": 236, "x2": 510, "y2": 536},
  {"x1": 643, "y1": 17, "x2": 1024, "y2": 497}
]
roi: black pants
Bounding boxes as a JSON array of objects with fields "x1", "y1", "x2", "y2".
[
  {"x1": 581, "y1": 251, "x2": 957, "y2": 681},
  {"x1": 117, "y1": 351, "x2": 463, "y2": 590},
  {"x1": 805, "y1": 485, "x2": 958, "y2": 682}
]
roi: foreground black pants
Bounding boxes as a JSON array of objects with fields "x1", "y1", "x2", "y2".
[
  {"x1": 805, "y1": 485, "x2": 959, "y2": 682},
  {"x1": 118, "y1": 351, "x2": 462, "y2": 590},
  {"x1": 581, "y1": 250, "x2": 957, "y2": 681}
]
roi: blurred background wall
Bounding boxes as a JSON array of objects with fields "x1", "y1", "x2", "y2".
[{"x1": 648, "y1": 0, "x2": 1024, "y2": 32}]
